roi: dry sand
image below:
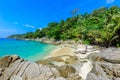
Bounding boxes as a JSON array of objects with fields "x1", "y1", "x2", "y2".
[
  {"x1": 45, "y1": 43, "x2": 101, "y2": 59},
  {"x1": 46, "y1": 45, "x2": 75, "y2": 58}
]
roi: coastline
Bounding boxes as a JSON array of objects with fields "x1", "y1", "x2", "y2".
[
  {"x1": 12, "y1": 38, "x2": 101, "y2": 60},
  {"x1": 1, "y1": 44, "x2": 120, "y2": 80},
  {"x1": 45, "y1": 42, "x2": 101, "y2": 60},
  {"x1": 13, "y1": 38, "x2": 81, "y2": 59},
  {"x1": 36, "y1": 42, "x2": 102, "y2": 79},
  {"x1": 2, "y1": 38, "x2": 120, "y2": 80}
]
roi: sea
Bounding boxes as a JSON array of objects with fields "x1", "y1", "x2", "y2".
[{"x1": 0, "y1": 38, "x2": 56, "y2": 61}]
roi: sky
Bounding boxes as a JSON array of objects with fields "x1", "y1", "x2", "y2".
[{"x1": 0, "y1": 0, "x2": 120, "y2": 38}]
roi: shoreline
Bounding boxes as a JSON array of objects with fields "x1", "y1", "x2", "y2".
[
  {"x1": 45, "y1": 42, "x2": 102, "y2": 60},
  {"x1": 10, "y1": 38, "x2": 82, "y2": 59},
  {"x1": 11, "y1": 38, "x2": 103, "y2": 59},
  {"x1": 12, "y1": 38, "x2": 82, "y2": 45},
  {"x1": 45, "y1": 44, "x2": 75, "y2": 59},
  {"x1": 2, "y1": 38, "x2": 120, "y2": 80},
  {"x1": 36, "y1": 43, "x2": 103, "y2": 79},
  {"x1": 8, "y1": 38, "x2": 109, "y2": 60}
]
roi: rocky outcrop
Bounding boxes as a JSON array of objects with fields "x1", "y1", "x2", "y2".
[
  {"x1": 0, "y1": 47, "x2": 120, "y2": 80},
  {"x1": 0, "y1": 55, "x2": 82, "y2": 80},
  {"x1": 86, "y1": 48, "x2": 120, "y2": 80},
  {"x1": 34, "y1": 38, "x2": 82, "y2": 45}
]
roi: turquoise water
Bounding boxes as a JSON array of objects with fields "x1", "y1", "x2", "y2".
[{"x1": 0, "y1": 38, "x2": 56, "y2": 61}]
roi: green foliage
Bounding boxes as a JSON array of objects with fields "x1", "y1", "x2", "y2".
[
  {"x1": 8, "y1": 6, "x2": 120, "y2": 47},
  {"x1": 83, "y1": 39, "x2": 90, "y2": 45}
]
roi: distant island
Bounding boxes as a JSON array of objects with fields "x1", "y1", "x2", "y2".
[{"x1": 8, "y1": 6, "x2": 120, "y2": 47}]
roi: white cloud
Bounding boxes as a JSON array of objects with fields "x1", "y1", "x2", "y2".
[
  {"x1": 39, "y1": 28, "x2": 42, "y2": 30},
  {"x1": 24, "y1": 24, "x2": 35, "y2": 28},
  {"x1": 106, "y1": 0, "x2": 115, "y2": 4}
]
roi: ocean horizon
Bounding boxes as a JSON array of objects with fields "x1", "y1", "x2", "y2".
[{"x1": 0, "y1": 38, "x2": 56, "y2": 61}]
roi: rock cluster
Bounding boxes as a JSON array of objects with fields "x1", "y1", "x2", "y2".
[
  {"x1": 86, "y1": 48, "x2": 120, "y2": 80},
  {"x1": 0, "y1": 47, "x2": 120, "y2": 80},
  {"x1": 0, "y1": 55, "x2": 81, "y2": 80},
  {"x1": 34, "y1": 38, "x2": 82, "y2": 45}
]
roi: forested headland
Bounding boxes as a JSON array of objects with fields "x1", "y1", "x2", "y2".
[{"x1": 8, "y1": 6, "x2": 120, "y2": 47}]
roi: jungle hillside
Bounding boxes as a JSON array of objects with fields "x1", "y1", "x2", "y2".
[{"x1": 8, "y1": 6, "x2": 120, "y2": 47}]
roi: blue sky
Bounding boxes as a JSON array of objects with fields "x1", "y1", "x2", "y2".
[{"x1": 0, "y1": 0, "x2": 120, "y2": 38}]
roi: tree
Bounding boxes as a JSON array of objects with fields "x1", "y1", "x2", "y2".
[
  {"x1": 71, "y1": 8, "x2": 79, "y2": 17},
  {"x1": 8, "y1": 6, "x2": 120, "y2": 47}
]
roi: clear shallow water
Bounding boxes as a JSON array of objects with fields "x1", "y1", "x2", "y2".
[{"x1": 0, "y1": 38, "x2": 56, "y2": 61}]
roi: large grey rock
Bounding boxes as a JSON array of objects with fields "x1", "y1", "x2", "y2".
[
  {"x1": 101, "y1": 48, "x2": 120, "y2": 63},
  {"x1": 0, "y1": 55, "x2": 20, "y2": 69},
  {"x1": 88, "y1": 48, "x2": 120, "y2": 63},
  {"x1": 87, "y1": 48, "x2": 120, "y2": 80}
]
